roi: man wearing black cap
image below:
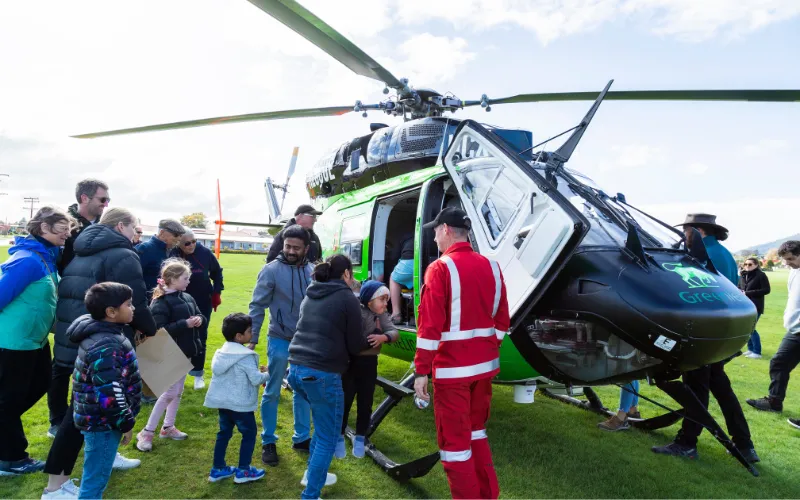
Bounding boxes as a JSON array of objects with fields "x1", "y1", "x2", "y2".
[
  {"x1": 414, "y1": 207, "x2": 510, "y2": 499},
  {"x1": 266, "y1": 204, "x2": 322, "y2": 264}
]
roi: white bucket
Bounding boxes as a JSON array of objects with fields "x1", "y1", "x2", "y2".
[{"x1": 513, "y1": 383, "x2": 536, "y2": 404}]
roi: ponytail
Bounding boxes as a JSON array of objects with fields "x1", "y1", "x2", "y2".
[
  {"x1": 312, "y1": 254, "x2": 352, "y2": 282},
  {"x1": 151, "y1": 258, "x2": 191, "y2": 305}
]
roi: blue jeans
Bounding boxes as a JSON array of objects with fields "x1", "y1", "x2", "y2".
[
  {"x1": 79, "y1": 430, "x2": 121, "y2": 499},
  {"x1": 261, "y1": 337, "x2": 311, "y2": 445},
  {"x1": 619, "y1": 380, "x2": 640, "y2": 412},
  {"x1": 288, "y1": 365, "x2": 343, "y2": 500},
  {"x1": 747, "y1": 314, "x2": 762, "y2": 355},
  {"x1": 213, "y1": 410, "x2": 257, "y2": 469}
]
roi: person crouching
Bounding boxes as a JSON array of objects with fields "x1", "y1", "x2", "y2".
[
  {"x1": 335, "y1": 280, "x2": 398, "y2": 459},
  {"x1": 204, "y1": 313, "x2": 268, "y2": 484},
  {"x1": 70, "y1": 283, "x2": 142, "y2": 499}
]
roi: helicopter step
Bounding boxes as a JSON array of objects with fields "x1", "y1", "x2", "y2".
[{"x1": 344, "y1": 374, "x2": 440, "y2": 482}]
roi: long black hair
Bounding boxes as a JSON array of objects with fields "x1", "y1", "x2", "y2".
[{"x1": 312, "y1": 254, "x2": 352, "y2": 282}]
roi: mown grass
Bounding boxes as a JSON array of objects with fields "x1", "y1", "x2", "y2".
[{"x1": 1, "y1": 248, "x2": 798, "y2": 498}]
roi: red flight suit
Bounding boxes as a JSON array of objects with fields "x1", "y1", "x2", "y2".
[{"x1": 415, "y1": 241, "x2": 510, "y2": 499}]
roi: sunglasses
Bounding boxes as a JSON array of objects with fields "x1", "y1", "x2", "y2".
[
  {"x1": 743, "y1": 262, "x2": 756, "y2": 267},
  {"x1": 92, "y1": 196, "x2": 111, "y2": 204},
  {"x1": 135, "y1": 230, "x2": 143, "y2": 235},
  {"x1": 183, "y1": 240, "x2": 197, "y2": 247}
]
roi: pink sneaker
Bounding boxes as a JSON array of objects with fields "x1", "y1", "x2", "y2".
[
  {"x1": 159, "y1": 426, "x2": 188, "y2": 440},
  {"x1": 136, "y1": 430, "x2": 154, "y2": 452}
]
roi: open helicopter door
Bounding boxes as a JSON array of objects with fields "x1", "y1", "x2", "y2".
[{"x1": 441, "y1": 120, "x2": 588, "y2": 323}]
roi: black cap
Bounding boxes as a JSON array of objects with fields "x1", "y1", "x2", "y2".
[
  {"x1": 423, "y1": 207, "x2": 472, "y2": 230},
  {"x1": 295, "y1": 204, "x2": 322, "y2": 216}
]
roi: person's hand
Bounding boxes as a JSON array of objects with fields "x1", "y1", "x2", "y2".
[
  {"x1": 414, "y1": 375, "x2": 430, "y2": 402},
  {"x1": 259, "y1": 365, "x2": 267, "y2": 373},
  {"x1": 121, "y1": 430, "x2": 133, "y2": 446},
  {"x1": 212, "y1": 293, "x2": 222, "y2": 312},
  {"x1": 187, "y1": 316, "x2": 202, "y2": 328},
  {"x1": 247, "y1": 342, "x2": 257, "y2": 351},
  {"x1": 367, "y1": 334, "x2": 386, "y2": 348}
]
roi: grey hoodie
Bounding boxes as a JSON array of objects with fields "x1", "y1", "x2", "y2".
[
  {"x1": 204, "y1": 342, "x2": 269, "y2": 413},
  {"x1": 248, "y1": 252, "x2": 313, "y2": 344}
]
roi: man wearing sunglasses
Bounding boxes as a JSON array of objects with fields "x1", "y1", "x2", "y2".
[
  {"x1": 171, "y1": 229, "x2": 224, "y2": 390},
  {"x1": 136, "y1": 218, "x2": 185, "y2": 300},
  {"x1": 58, "y1": 179, "x2": 110, "y2": 274},
  {"x1": 266, "y1": 204, "x2": 322, "y2": 265},
  {"x1": 132, "y1": 225, "x2": 143, "y2": 245}
]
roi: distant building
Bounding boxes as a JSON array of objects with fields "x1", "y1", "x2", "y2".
[{"x1": 139, "y1": 225, "x2": 273, "y2": 253}]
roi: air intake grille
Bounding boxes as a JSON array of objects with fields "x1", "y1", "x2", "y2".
[{"x1": 400, "y1": 123, "x2": 444, "y2": 152}]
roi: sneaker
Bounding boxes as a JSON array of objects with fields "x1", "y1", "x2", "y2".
[
  {"x1": 788, "y1": 418, "x2": 800, "y2": 430},
  {"x1": 597, "y1": 415, "x2": 630, "y2": 432},
  {"x1": 292, "y1": 438, "x2": 311, "y2": 453},
  {"x1": 746, "y1": 396, "x2": 782, "y2": 413},
  {"x1": 627, "y1": 410, "x2": 642, "y2": 420},
  {"x1": 744, "y1": 352, "x2": 763, "y2": 359},
  {"x1": 41, "y1": 478, "x2": 79, "y2": 499},
  {"x1": 300, "y1": 469, "x2": 337, "y2": 487},
  {"x1": 352, "y1": 435, "x2": 366, "y2": 458},
  {"x1": 193, "y1": 377, "x2": 206, "y2": 390},
  {"x1": 159, "y1": 426, "x2": 188, "y2": 440},
  {"x1": 140, "y1": 395, "x2": 157, "y2": 404},
  {"x1": 0, "y1": 457, "x2": 46, "y2": 476},
  {"x1": 112, "y1": 452, "x2": 140, "y2": 470},
  {"x1": 234, "y1": 466, "x2": 265, "y2": 484},
  {"x1": 261, "y1": 443, "x2": 279, "y2": 467},
  {"x1": 740, "y1": 448, "x2": 760, "y2": 464},
  {"x1": 208, "y1": 466, "x2": 236, "y2": 483},
  {"x1": 742, "y1": 350, "x2": 752, "y2": 356},
  {"x1": 47, "y1": 425, "x2": 59, "y2": 439},
  {"x1": 651, "y1": 442, "x2": 699, "y2": 459},
  {"x1": 136, "y1": 430, "x2": 154, "y2": 452},
  {"x1": 334, "y1": 435, "x2": 346, "y2": 459}
]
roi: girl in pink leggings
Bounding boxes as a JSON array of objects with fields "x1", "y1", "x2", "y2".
[{"x1": 137, "y1": 258, "x2": 205, "y2": 452}]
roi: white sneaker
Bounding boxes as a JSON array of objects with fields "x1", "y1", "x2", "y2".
[
  {"x1": 193, "y1": 377, "x2": 206, "y2": 390},
  {"x1": 112, "y1": 452, "x2": 141, "y2": 470},
  {"x1": 41, "y1": 478, "x2": 79, "y2": 499},
  {"x1": 744, "y1": 352, "x2": 763, "y2": 359},
  {"x1": 300, "y1": 469, "x2": 337, "y2": 487},
  {"x1": 742, "y1": 350, "x2": 752, "y2": 356}
]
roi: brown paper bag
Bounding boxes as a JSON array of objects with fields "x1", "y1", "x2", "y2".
[{"x1": 135, "y1": 328, "x2": 193, "y2": 397}]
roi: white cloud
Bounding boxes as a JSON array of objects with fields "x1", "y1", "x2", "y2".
[
  {"x1": 396, "y1": 34, "x2": 476, "y2": 84},
  {"x1": 684, "y1": 161, "x2": 710, "y2": 175},
  {"x1": 743, "y1": 138, "x2": 790, "y2": 157}
]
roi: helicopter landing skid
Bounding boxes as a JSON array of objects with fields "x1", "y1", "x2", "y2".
[{"x1": 344, "y1": 374, "x2": 440, "y2": 482}]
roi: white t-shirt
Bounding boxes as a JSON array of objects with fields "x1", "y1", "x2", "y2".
[{"x1": 785, "y1": 268, "x2": 800, "y2": 334}]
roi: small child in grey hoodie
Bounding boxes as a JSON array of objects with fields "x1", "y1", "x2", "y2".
[{"x1": 204, "y1": 313, "x2": 269, "y2": 484}]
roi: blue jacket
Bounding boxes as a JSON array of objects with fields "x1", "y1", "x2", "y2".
[
  {"x1": 0, "y1": 236, "x2": 60, "y2": 350},
  {"x1": 703, "y1": 235, "x2": 738, "y2": 285},
  {"x1": 136, "y1": 236, "x2": 170, "y2": 296}
]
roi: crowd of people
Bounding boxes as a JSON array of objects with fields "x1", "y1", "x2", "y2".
[{"x1": 1, "y1": 178, "x2": 798, "y2": 499}]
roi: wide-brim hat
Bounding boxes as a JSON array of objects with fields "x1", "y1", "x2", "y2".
[{"x1": 674, "y1": 213, "x2": 728, "y2": 239}]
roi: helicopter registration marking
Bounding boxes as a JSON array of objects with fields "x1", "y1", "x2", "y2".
[{"x1": 654, "y1": 335, "x2": 677, "y2": 352}]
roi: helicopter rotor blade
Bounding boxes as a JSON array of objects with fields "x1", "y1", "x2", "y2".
[
  {"x1": 463, "y1": 89, "x2": 800, "y2": 107},
  {"x1": 246, "y1": 0, "x2": 404, "y2": 90},
  {"x1": 72, "y1": 106, "x2": 353, "y2": 139}
]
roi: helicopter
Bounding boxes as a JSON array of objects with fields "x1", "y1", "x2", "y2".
[{"x1": 73, "y1": 0, "x2": 800, "y2": 480}]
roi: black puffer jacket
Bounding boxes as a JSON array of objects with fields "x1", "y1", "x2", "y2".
[
  {"x1": 54, "y1": 224, "x2": 156, "y2": 367},
  {"x1": 58, "y1": 204, "x2": 96, "y2": 274},
  {"x1": 150, "y1": 291, "x2": 205, "y2": 359},
  {"x1": 738, "y1": 268, "x2": 771, "y2": 315},
  {"x1": 70, "y1": 314, "x2": 142, "y2": 433}
]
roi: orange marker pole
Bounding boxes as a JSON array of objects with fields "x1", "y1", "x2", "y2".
[{"x1": 215, "y1": 179, "x2": 222, "y2": 259}]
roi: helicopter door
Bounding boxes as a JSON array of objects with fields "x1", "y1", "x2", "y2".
[{"x1": 442, "y1": 120, "x2": 588, "y2": 320}]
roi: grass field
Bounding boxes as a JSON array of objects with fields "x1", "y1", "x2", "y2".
[{"x1": 1, "y1": 248, "x2": 798, "y2": 498}]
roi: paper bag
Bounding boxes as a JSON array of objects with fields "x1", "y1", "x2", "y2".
[{"x1": 135, "y1": 328, "x2": 193, "y2": 397}]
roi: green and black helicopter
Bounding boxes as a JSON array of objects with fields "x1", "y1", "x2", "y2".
[{"x1": 75, "y1": 0, "x2": 800, "y2": 480}]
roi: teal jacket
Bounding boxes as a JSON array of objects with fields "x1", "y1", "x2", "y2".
[
  {"x1": 0, "y1": 236, "x2": 59, "y2": 350},
  {"x1": 702, "y1": 235, "x2": 738, "y2": 285}
]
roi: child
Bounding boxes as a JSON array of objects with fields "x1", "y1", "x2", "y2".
[
  {"x1": 336, "y1": 280, "x2": 398, "y2": 459},
  {"x1": 70, "y1": 282, "x2": 142, "y2": 499},
  {"x1": 204, "y1": 313, "x2": 268, "y2": 484},
  {"x1": 137, "y1": 258, "x2": 205, "y2": 452}
]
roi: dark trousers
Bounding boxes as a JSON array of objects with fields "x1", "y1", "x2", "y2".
[
  {"x1": 190, "y1": 304, "x2": 212, "y2": 375},
  {"x1": 341, "y1": 355, "x2": 378, "y2": 436},
  {"x1": 768, "y1": 331, "x2": 800, "y2": 402},
  {"x1": 676, "y1": 360, "x2": 753, "y2": 450},
  {"x1": 0, "y1": 345, "x2": 52, "y2": 461},
  {"x1": 43, "y1": 397, "x2": 84, "y2": 475},
  {"x1": 212, "y1": 409, "x2": 257, "y2": 469},
  {"x1": 47, "y1": 362, "x2": 74, "y2": 427}
]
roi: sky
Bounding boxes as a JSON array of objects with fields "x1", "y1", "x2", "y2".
[{"x1": 0, "y1": 0, "x2": 798, "y2": 251}]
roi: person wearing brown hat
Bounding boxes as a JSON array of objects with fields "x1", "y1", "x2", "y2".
[
  {"x1": 675, "y1": 213, "x2": 738, "y2": 284},
  {"x1": 266, "y1": 204, "x2": 322, "y2": 264}
]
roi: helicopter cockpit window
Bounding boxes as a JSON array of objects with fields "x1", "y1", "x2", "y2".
[
  {"x1": 459, "y1": 160, "x2": 525, "y2": 245},
  {"x1": 607, "y1": 200, "x2": 683, "y2": 249},
  {"x1": 554, "y1": 177, "x2": 627, "y2": 247}
]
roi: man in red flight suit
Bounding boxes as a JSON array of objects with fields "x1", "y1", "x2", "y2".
[{"x1": 413, "y1": 207, "x2": 510, "y2": 499}]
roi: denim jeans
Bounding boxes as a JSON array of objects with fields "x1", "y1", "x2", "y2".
[
  {"x1": 213, "y1": 409, "x2": 257, "y2": 469},
  {"x1": 79, "y1": 430, "x2": 122, "y2": 499},
  {"x1": 618, "y1": 380, "x2": 640, "y2": 412},
  {"x1": 261, "y1": 337, "x2": 311, "y2": 445},
  {"x1": 288, "y1": 364, "x2": 343, "y2": 500},
  {"x1": 747, "y1": 314, "x2": 762, "y2": 355}
]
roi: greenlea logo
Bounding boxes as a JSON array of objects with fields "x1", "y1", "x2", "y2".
[{"x1": 662, "y1": 263, "x2": 718, "y2": 289}]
